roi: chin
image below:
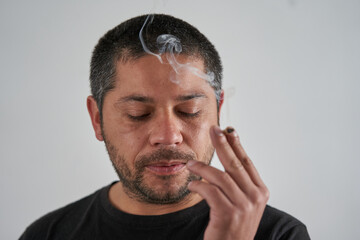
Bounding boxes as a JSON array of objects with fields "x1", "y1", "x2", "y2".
[{"x1": 137, "y1": 172, "x2": 196, "y2": 204}]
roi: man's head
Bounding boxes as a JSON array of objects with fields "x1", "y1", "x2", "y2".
[
  {"x1": 87, "y1": 14, "x2": 223, "y2": 205},
  {"x1": 89, "y1": 14, "x2": 222, "y2": 117}
]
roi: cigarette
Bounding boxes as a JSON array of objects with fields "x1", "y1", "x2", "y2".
[{"x1": 224, "y1": 127, "x2": 235, "y2": 135}]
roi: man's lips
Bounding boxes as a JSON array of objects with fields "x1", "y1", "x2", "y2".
[{"x1": 145, "y1": 161, "x2": 187, "y2": 175}]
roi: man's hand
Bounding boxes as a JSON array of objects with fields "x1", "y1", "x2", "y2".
[{"x1": 187, "y1": 126, "x2": 269, "y2": 240}]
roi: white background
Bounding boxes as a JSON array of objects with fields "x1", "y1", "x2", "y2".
[{"x1": 1, "y1": 0, "x2": 359, "y2": 239}]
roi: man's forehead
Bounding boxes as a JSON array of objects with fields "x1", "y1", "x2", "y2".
[{"x1": 113, "y1": 55, "x2": 213, "y2": 94}]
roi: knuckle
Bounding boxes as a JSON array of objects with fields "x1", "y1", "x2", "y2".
[
  {"x1": 252, "y1": 189, "x2": 269, "y2": 205},
  {"x1": 219, "y1": 172, "x2": 233, "y2": 185},
  {"x1": 229, "y1": 210, "x2": 241, "y2": 223},
  {"x1": 229, "y1": 159, "x2": 244, "y2": 171},
  {"x1": 208, "y1": 184, "x2": 221, "y2": 196},
  {"x1": 232, "y1": 208, "x2": 242, "y2": 217},
  {"x1": 263, "y1": 188, "x2": 270, "y2": 201},
  {"x1": 241, "y1": 156, "x2": 252, "y2": 166},
  {"x1": 239, "y1": 200, "x2": 253, "y2": 212},
  {"x1": 254, "y1": 195, "x2": 265, "y2": 205}
]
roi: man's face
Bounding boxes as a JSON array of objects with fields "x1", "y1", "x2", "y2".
[{"x1": 100, "y1": 55, "x2": 221, "y2": 204}]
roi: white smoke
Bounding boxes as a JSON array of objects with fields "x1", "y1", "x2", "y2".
[{"x1": 139, "y1": 14, "x2": 216, "y2": 87}]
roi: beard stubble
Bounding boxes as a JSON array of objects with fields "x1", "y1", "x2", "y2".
[{"x1": 104, "y1": 140, "x2": 214, "y2": 205}]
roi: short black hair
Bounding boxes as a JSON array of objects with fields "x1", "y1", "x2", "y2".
[{"x1": 90, "y1": 14, "x2": 223, "y2": 115}]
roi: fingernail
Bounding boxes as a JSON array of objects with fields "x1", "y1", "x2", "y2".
[
  {"x1": 213, "y1": 126, "x2": 224, "y2": 136},
  {"x1": 187, "y1": 160, "x2": 196, "y2": 167}
]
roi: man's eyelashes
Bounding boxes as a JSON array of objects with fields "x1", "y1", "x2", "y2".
[{"x1": 127, "y1": 111, "x2": 201, "y2": 121}]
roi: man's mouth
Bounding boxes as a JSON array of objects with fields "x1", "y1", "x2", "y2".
[{"x1": 145, "y1": 161, "x2": 187, "y2": 175}]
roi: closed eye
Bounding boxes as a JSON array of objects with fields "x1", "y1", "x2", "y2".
[
  {"x1": 178, "y1": 111, "x2": 201, "y2": 118},
  {"x1": 127, "y1": 113, "x2": 151, "y2": 121}
]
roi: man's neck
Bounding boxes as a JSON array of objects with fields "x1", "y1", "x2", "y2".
[{"x1": 108, "y1": 181, "x2": 203, "y2": 215}]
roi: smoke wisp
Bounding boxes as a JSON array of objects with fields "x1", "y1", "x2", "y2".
[{"x1": 139, "y1": 14, "x2": 216, "y2": 87}]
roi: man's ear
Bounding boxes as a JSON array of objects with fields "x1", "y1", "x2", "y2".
[
  {"x1": 87, "y1": 96, "x2": 104, "y2": 141},
  {"x1": 218, "y1": 90, "x2": 224, "y2": 118}
]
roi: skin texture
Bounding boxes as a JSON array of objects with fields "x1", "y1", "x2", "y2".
[
  {"x1": 87, "y1": 54, "x2": 269, "y2": 238},
  {"x1": 187, "y1": 127, "x2": 270, "y2": 240},
  {"x1": 87, "y1": 55, "x2": 221, "y2": 214}
]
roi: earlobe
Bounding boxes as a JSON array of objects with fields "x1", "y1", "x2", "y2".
[{"x1": 86, "y1": 96, "x2": 104, "y2": 141}]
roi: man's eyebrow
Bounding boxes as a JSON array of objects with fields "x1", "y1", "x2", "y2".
[
  {"x1": 115, "y1": 93, "x2": 207, "y2": 105},
  {"x1": 175, "y1": 93, "x2": 208, "y2": 101},
  {"x1": 116, "y1": 95, "x2": 154, "y2": 104}
]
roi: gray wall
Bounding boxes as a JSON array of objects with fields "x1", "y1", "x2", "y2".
[{"x1": 1, "y1": 0, "x2": 359, "y2": 239}]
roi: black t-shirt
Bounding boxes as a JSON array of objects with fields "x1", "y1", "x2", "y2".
[{"x1": 20, "y1": 182, "x2": 310, "y2": 240}]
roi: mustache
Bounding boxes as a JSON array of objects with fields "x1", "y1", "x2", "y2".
[{"x1": 135, "y1": 148, "x2": 197, "y2": 168}]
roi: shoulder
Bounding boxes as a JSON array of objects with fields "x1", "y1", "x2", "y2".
[
  {"x1": 19, "y1": 184, "x2": 109, "y2": 240},
  {"x1": 255, "y1": 205, "x2": 311, "y2": 240}
]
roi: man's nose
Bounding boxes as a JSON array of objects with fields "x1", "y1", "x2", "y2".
[{"x1": 149, "y1": 112, "x2": 183, "y2": 147}]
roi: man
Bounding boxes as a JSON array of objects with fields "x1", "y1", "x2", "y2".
[{"x1": 20, "y1": 14, "x2": 310, "y2": 240}]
